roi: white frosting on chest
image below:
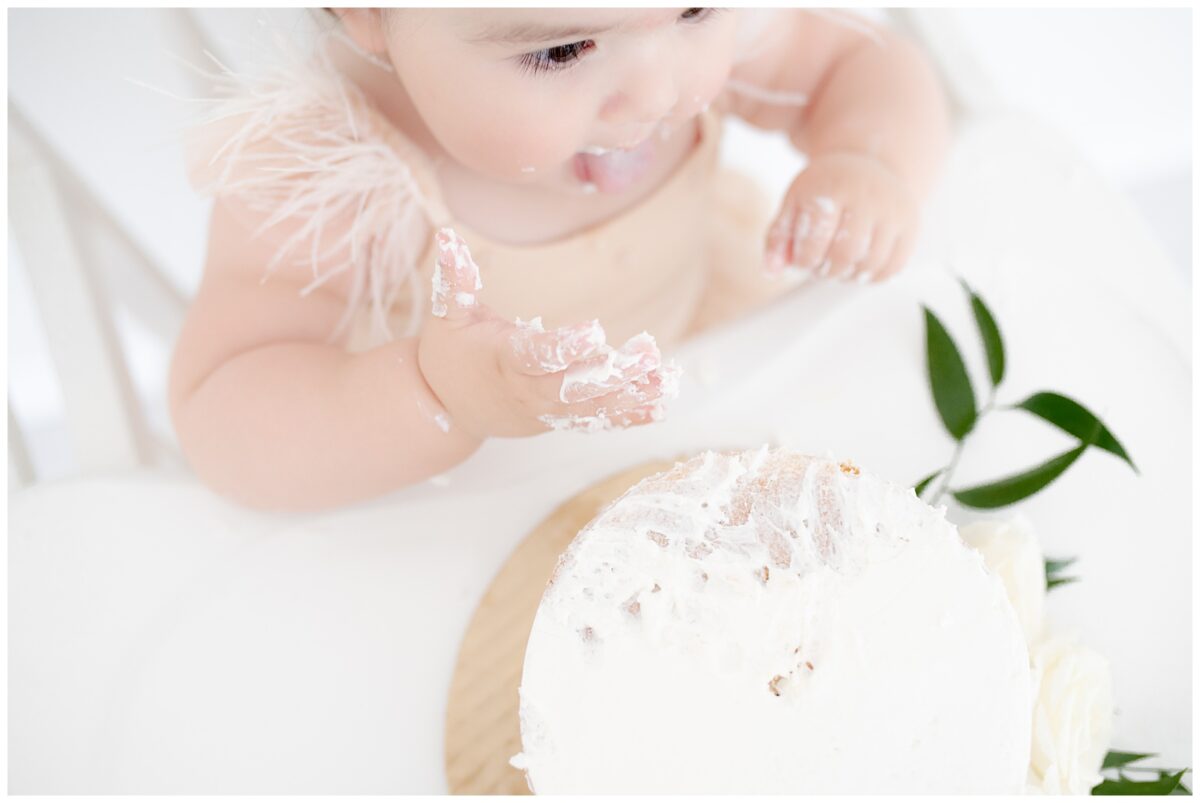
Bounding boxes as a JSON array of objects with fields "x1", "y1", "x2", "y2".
[{"x1": 515, "y1": 448, "x2": 1033, "y2": 793}]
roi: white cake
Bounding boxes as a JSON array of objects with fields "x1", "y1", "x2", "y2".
[{"x1": 513, "y1": 448, "x2": 1033, "y2": 793}]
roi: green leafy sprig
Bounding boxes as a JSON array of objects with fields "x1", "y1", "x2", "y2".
[
  {"x1": 1044, "y1": 556, "x2": 1080, "y2": 590},
  {"x1": 912, "y1": 281, "x2": 1182, "y2": 794},
  {"x1": 915, "y1": 278, "x2": 1136, "y2": 534},
  {"x1": 1093, "y1": 751, "x2": 1192, "y2": 795}
]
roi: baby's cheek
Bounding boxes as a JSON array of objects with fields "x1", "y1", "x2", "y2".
[
  {"x1": 488, "y1": 110, "x2": 582, "y2": 172},
  {"x1": 683, "y1": 18, "x2": 740, "y2": 112},
  {"x1": 459, "y1": 94, "x2": 589, "y2": 178}
]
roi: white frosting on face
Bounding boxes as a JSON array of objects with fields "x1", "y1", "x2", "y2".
[{"x1": 515, "y1": 448, "x2": 1033, "y2": 793}]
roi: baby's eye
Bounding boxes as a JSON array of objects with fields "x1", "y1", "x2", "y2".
[
  {"x1": 514, "y1": 10, "x2": 719, "y2": 76},
  {"x1": 517, "y1": 40, "x2": 595, "y2": 76}
]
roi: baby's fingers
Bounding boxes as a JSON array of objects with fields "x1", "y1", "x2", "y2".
[
  {"x1": 789, "y1": 196, "x2": 841, "y2": 273},
  {"x1": 431, "y1": 227, "x2": 483, "y2": 321},
  {"x1": 541, "y1": 363, "x2": 682, "y2": 433},
  {"x1": 559, "y1": 332, "x2": 663, "y2": 404},
  {"x1": 827, "y1": 212, "x2": 873, "y2": 280},
  {"x1": 508, "y1": 317, "x2": 607, "y2": 376},
  {"x1": 764, "y1": 206, "x2": 797, "y2": 275},
  {"x1": 851, "y1": 225, "x2": 897, "y2": 284}
]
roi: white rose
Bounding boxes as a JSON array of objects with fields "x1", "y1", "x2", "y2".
[
  {"x1": 1028, "y1": 631, "x2": 1115, "y2": 794},
  {"x1": 959, "y1": 514, "x2": 1046, "y2": 644}
]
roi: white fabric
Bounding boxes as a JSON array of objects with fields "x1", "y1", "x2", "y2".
[{"x1": 8, "y1": 112, "x2": 1191, "y2": 792}]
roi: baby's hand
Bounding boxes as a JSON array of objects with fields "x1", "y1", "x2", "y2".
[
  {"x1": 418, "y1": 229, "x2": 680, "y2": 438},
  {"x1": 763, "y1": 152, "x2": 919, "y2": 284}
]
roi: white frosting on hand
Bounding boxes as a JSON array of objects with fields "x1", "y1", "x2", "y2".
[
  {"x1": 516, "y1": 449, "x2": 1033, "y2": 793},
  {"x1": 431, "y1": 228, "x2": 482, "y2": 318},
  {"x1": 510, "y1": 317, "x2": 607, "y2": 374},
  {"x1": 559, "y1": 332, "x2": 661, "y2": 404}
]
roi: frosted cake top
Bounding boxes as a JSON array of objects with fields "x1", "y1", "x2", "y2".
[{"x1": 514, "y1": 447, "x2": 1033, "y2": 793}]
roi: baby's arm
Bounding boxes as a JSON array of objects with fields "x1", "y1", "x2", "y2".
[
  {"x1": 727, "y1": 10, "x2": 950, "y2": 281},
  {"x1": 170, "y1": 205, "x2": 671, "y2": 512},
  {"x1": 169, "y1": 200, "x2": 482, "y2": 511},
  {"x1": 730, "y1": 10, "x2": 949, "y2": 196}
]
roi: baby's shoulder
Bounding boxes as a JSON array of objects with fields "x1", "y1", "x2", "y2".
[
  {"x1": 187, "y1": 47, "x2": 438, "y2": 342},
  {"x1": 187, "y1": 49, "x2": 423, "y2": 205}
]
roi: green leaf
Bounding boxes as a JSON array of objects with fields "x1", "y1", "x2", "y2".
[
  {"x1": 960, "y1": 279, "x2": 1005, "y2": 387},
  {"x1": 1046, "y1": 556, "x2": 1081, "y2": 591},
  {"x1": 951, "y1": 442, "x2": 1088, "y2": 509},
  {"x1": 1013, "y1": 392, "x2": 1137, "y2": 474},
  {"x1": 1104, "y1": 751, "x2": 1157, "y2": 770},
  {"x1": 913, "y1": 469, "x2": 942, "y2": 498},
  {"x1": 924, "y1": 307, "x2": 977, "y2": 440},
  {"x1": 1093, "y1": 770, "x2": 1187, "y2": 795},
  {"x1": 1046, "y1": 557, "x2": 1079, "y2": 575}
]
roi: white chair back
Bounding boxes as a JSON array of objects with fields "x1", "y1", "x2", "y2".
[{"x1": 7, "y1": 8, "x2": 222, "y2": 486}]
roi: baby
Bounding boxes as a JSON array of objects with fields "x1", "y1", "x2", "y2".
[{"x1": 168, "y1": 8, "x2": 949, "y2": 511}]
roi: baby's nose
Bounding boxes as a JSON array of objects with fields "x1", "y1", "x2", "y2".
[{"x1": 600, "y1": 63, "x2": 679, "y2": 129}]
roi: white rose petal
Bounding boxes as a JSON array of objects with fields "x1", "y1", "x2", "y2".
[
  {"x1": 1028, "y1": 631, "x2": 1115, "y2": 795},
  {"x1": 959, "y1": 514, "x2": 1046, "y2": 644}
]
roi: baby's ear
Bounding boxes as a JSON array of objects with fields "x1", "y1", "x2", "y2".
[{"x1": 332, "y1": 8, "x2": 390, "y2": 57}]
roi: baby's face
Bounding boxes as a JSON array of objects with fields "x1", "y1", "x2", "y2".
[{"x1": 378, "y1": 8, "x2": 740, "y2": 194}]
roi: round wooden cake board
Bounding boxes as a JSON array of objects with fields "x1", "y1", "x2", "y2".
[{"x1": 444, "y1": 457, "x2": 679, "y2": 794}]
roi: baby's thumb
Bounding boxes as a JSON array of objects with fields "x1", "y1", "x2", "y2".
[
  {"x1": 431, "y1": 227, "x2": 483, "y2": 321},
  {"x1": 508, "y1": 317, "x2": 607, "y2": 376}
]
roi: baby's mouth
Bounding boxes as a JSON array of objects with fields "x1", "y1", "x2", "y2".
[{"x1": 572, "y1": 135, "x2": 658, "y2": 195}]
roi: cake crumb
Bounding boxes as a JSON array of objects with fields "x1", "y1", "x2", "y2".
[
  {"x1": 838, "y1": 460, "x2": 861, "y2": 476},
  {"x1": 768, "y1": 675, "x2": 785, "y2": 696}
]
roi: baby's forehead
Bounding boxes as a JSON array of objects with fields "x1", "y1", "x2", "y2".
[{"x1": 440, "y1": 8, "x2": 685, "y2": 45}]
